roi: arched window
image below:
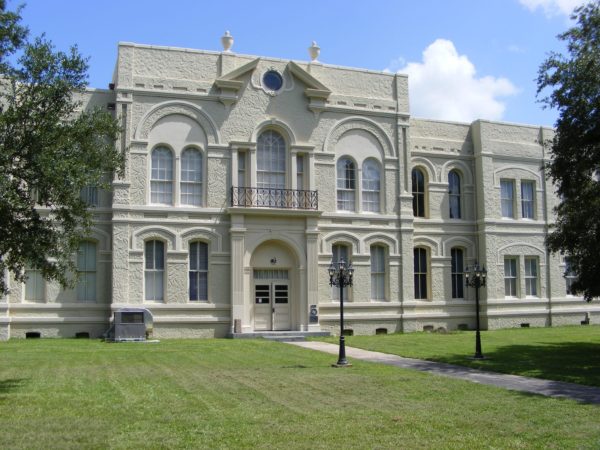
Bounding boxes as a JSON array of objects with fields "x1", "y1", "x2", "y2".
[
  {"x1": 337, "y1": 158, "x2": 356, "y2": 211},
  {"x1": 370, "y1": 245, "x2": 386, "y2": 300},
  {"x1": 77, "y1": 241, "x2": 97, "y2": 302},
  {"x1": 448, "y1": 170, "x2": 461, "y2": 219},
  {"x1": 145, "y1": 240, "x2": 165, "y2": 301},
  {"x1": 451, "y1": 247, "x2": 464, "y2": 299},
  {"x1": 181, "y1": 148, "x2": 203, "y2": 206},
  {"x1": 362, "y1": 159, "x2": 381, "y2": 212},
  {"x1": 257, "y1": 130, "x2": 286, "y2": 189},
  {"x1": 151, "y1": 147, "x2": 174, "y2": 204},
  {"x1": 414, "y1": 247, "x2": 428, "y2": 299},
  {"x1": 189, "y1": 242, "x2": 208, "y2": 301},
  {"x1": 412, "y1": 168, "x2": 426, "y2": 217}
]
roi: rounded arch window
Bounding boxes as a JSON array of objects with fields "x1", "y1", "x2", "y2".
[
  {"x1": 257, "y1": 130, "x2": 286, "y2": 190},
  {"x1": 263, "y1": 70, "x2": 283, "y2": 92}
]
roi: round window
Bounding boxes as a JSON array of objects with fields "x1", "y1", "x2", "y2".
[{"x1": 262, "y1": 70, "x2": 283, "y2": 92}]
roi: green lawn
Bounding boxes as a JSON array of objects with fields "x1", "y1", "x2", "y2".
[
  {"x1": 320, "y1": 325, "x2": 600, "y2": 387},
  {"x1": 1, "y1": 338, "x2": 600, "y2": 449}
]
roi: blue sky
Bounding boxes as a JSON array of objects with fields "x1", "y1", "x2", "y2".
[{"x1": 18, "y1": 0, "x2": 587, "y2": 126}]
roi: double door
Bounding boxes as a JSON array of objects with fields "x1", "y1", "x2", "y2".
[{"x1": 254, "y1": 281, "x2": 290, "y2": 331}]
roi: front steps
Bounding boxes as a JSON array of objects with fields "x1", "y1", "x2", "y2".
[{"x1": 228, "y1": 331, "x2": 331, "y2": 342}]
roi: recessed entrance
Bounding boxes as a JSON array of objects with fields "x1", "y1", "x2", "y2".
[{"x1": 254, "y1": 270, "x2": 290, "y2": 331}]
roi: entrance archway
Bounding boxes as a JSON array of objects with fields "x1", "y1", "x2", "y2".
[{"x1": 249, "y1": 240, "x2": 300, "y2": 331}]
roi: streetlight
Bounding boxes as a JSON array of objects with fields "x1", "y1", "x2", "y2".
[
  {"x1": 328, "y1": 258, "x2": 354, "y2": 367},
  {"x1": 465, "y1": 262, "x2": 487, "y2": 359}
]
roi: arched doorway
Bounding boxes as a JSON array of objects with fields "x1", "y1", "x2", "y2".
[{"x1": 250, "y1": 240, "x2": 299, "y2": 331}]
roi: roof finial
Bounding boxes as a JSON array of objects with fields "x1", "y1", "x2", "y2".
[
  {"x1": 308, "y1": 41, "x2": 320, "y2": 63},
  {"x1": 221, "y1": 31, "x2": 234, "y2": 52}
]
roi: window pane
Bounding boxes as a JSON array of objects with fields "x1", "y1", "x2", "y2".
[
  {"x1": 151, "y1": 147, "x2": 173, "y2": 204},
  {"x1": 337, "y1": 159, "x2": 356, "y2": 211},
  {"x1": 412, "y1": 169, "x2": 425, "y2": 217},
  {"x1": 521, "y1": 181, "x2": 535, "y2": 219},
  {"x1": 451, "y1": 248, "x2": 464, "y2": 299},
  {"x1": 25, "y1": 269, "x2": 44, "y2": 302},
  {"x1": 189, "y1": 241, "x2": 208, "y2": 301},
  {"x1": 504, "y1": 258, "x2": 517, "y2": 297},
  {"x1": 449, "y1": 171, "x2": 461, "y2": 219},
  {"x1": 414, "y1": 248, "x2": 428, "y2": 299},
  {"x1": 362, "y1": 159, "x2": 381, "y2": 213},
  {"x1": 181, "y1": 148, "x2": 203, "y2": 206},
  {"x1": 370, "y1": 245, "x2": 385, "y2": 300},
  {"x1": 257, "y1": 131, "x2": 286, "y2": 189},
  {"x1": 501, "y1": 180, "x2": 514, "y2": 218}
]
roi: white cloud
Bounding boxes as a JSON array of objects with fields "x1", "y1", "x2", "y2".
[
  {"x1": 519, "y1": 0, "x2": 586, "y2": 17},
  {"x1": 389, "y1": 39, "x2": 518, "y2": 122}
]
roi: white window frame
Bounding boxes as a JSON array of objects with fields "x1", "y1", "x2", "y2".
[
  {"x1": 151, "y1": 147, "x2": 174, "y2": 205},
  {"x1": 414, "y1": 247, "x2": 428, "y2": 300},
  {"x1": 370, "y1": 245, "x2": 386, "y2": 300},
  {"x1": 180, "y1": 147, "x2": 203, "y2": 207},
  {"x1": 500, "y1": 179, "x2": 515, "y2": 218},
  {"x1": 362, "y1": 159, "x2": 381, "y2": 213},
  {"x1": 524, "y1": 256, "x2": 538, "y2": 297},
  {"x1": 145, "y1": 240, "x2": 165, "y2": 302},
  {"x1": 521, "y1": 180, "x2": 535, "y2": 219},
  {"x1": 451, "y1": 247, "x2": 464, "y2": 299},
  {"x1": 24, "y1": 267, "x2": 45, "y2": 302},
  {"x1": 564, "y1": 257, "x2": 577, "y2": 296},
  {"x1": 448, "y1": 170, "x2": 461, "y2": 219},
  {"x1": 189, "y1": 241, "x2": 208, "y2": 301},
  {"x1": 336, "y1": 158, "x2": 356, "y2": 211},
  {"x1": 412, "y1": 168, "x2": 427, "y2": 218},
  {"x1": 504, "y1": 257, "x2": 518, "y2": 298},
  {"x1": 77, "y1": 241, "x2": 97, "y2": 302},
  {"x1": 257, "y1": 130, "x2": 286, "y2": 189}
]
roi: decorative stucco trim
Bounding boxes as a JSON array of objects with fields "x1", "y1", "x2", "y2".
[
  {"x1": 180, "y1": 228, "x2": 223, "y2": 253},
  {"x1": 497, "y1": 242, "x2": 546, "y2": 264},
  {"x1": 413, "y1": 237, "x2": 440, "y2": 256},
  {"x1": 251, "y1": 118, "x2": 298, "y2": 145},
  {"x1": 411, "y1": 157, "x2": 437, "y2": 182},
  {"x1": 135, "y1": 100, "x2": 220, "y2": 144},
  {"x1": 362, "y1": 233, "x2": 399, "y2": 255},
  {"x1": 441, "y1": 237, "x2": 476, "y2": 259},
  {"x1": 324, "y1": 116, "x2": 394, "y2": 158},
  {"x1": 440, "y1": 160, "x2": 474, "y2": 186},
  {"x1": 321, "y1": 231, "x2": 361, "y2": 255},
  {"x1": 131, "y1": 226, "x2": 178, "y2": 251}
]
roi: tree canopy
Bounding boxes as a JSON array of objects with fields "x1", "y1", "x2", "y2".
[
  {"x1": 537, "y1": 1, "x2": 600, "y2": 301},
  {"x1": 0, "y1": 1, "x2": 123, "y2": 296}
]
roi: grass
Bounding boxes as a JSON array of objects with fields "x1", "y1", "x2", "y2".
[
  {"x1": 1, "y1": 338, "x2": 600, "y2": 449},
  {"x1": 319, "y1": 325, "x2": 600, "y2": 387}
]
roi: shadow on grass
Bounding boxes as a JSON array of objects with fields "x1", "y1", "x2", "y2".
[
  {"x1": 439, "y1": 341, "x2": 600, "y2": 387},
  {"x1": 0, "y1": 378, "x2": 28, "y2": 398}
]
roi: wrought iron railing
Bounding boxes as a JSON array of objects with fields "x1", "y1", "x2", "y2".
[{"x1": 231, "y1": 187, "x2": 318, "y2": 210}]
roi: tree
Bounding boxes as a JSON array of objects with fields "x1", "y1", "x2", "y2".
[
  {"x1": 537, "y1": 1, "x2": 600, "y2": 301},
  {"x1": 0, "y1": 1, "x2": 123, "y2": 296}
]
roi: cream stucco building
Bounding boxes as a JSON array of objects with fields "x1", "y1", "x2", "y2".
[{"x1": 1, "y1": 38, "x2": 598, "y2": 340}]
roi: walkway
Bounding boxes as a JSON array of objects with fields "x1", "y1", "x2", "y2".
[{"x1": 288, "y1": 341, "x2": 600, "y2": 404}]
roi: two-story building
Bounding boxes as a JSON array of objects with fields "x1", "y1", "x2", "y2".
[{"x1": 1, "y1": 38, "x2": 597, "y2": 340}]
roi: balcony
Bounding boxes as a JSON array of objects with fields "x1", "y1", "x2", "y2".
[{"x1": 231, "y1": 187, "x2": 318, "y2": 210}]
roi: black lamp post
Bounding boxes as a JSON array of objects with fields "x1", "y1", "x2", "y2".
[
  {"x1": 328, "y1": 258, "x2": 354, "y2": 367},
  {"x1": 465, "y1": 262, "x2": 487, "y2": 359}
]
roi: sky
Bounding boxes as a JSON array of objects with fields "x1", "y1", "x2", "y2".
[{"x1": 16, "y1": 0, "x2": 589, "y2": 127}]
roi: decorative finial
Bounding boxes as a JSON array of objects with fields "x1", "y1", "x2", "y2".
[
  {"x1": 308, "y1": 41, "x2": 320, "y2": 62},
  {"x1": 221, "y1": 31, "x2": 234, "y2": 52}
]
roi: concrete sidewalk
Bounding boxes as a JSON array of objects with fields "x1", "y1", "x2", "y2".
[{"x1": 288, "y1": 341, "x2": 600, "y2": 404}]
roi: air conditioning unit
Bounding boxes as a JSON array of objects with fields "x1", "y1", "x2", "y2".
[{"x1": 105, "y1": 308, "x2": 153, "y2": 342}]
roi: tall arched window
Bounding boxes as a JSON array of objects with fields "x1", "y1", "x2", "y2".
[
  {"x1": 181, "y1": 148, "x2": 203, "y2": 206},
  {"x1": 414, "y1": 247, "x2": 428, "y2": 299},
  {"x1": 362, "y1": 159, "x2": 381, "y2": 212},
  {"x1": 257, "y1": 130, "x2": 286, "y2": 189},
  {"x1": 77, "y1": 241, "x2": 97, "y2": 302},
  {"x1": 449, "y1": 170, "x2": 461, "y2": 219},
  {"x1": 370, "y1": 245, "x2": 386, "y2": 300},
  {"x1": 151, "y1": 147, "x2": 174, "y2": 204},
  {"x1": 412, "y1": 168, "x2": 426, "y2": 217},
  {"x1": 189, "y1": 241, "x2": 208, "y2": 301},
  {"x1": 145, "y1": 240, "x2": 165, "y2": 301},
  {"x1": 337, "y1": 158, "x2": 356, "y2": 211}
]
